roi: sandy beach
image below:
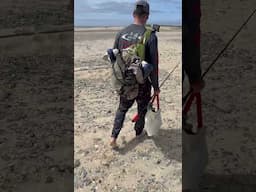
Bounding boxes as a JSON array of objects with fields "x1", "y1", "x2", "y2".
[
  {"x1": 197, "y1": 0, "x2": 256, "y2": 190},
  {"x1": 74, "y1": 26, "x2": 182, "y2": 191}
]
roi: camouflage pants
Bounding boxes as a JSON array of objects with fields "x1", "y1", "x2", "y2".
[{"x1": 111, "y1": 82, "x2": 151, "y2": 139}]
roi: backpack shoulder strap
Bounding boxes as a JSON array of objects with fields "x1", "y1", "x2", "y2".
[
  {"x1": 143, "y1": 26, "x2": 153, "y2": 44},
  {"x1": 137, "y1": 27, "x2": 152, "y2": 60}
]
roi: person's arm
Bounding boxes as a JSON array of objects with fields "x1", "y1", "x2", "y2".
[
  {"x1": 183, "y1": 0, "x2": 202, "y2": 84},
  {"x1": 113, "y1": 32, "x2": 121, "y2": 49},
  {"x1": 147, "y1": 32, "x2": 159, "y2": 92},
  {"x1": 183, "y1": 43, "x2": 202, "y2": 84},
  {"x1": 183, "y1": 0, "x2": 204, "y2": 92}
]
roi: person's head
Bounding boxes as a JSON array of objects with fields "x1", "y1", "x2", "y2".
[{"x1": 133, "y1": 0, "x2": 150, "y2": 25}]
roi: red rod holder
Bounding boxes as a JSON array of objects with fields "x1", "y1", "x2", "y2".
[{"x1": 132, "y1": 94, "x2": 160, "y2": 123}]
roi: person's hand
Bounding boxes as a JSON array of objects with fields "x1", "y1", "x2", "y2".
[
  {"x1": 190, "y1": 80, "x2": 205, "y2": 93},
  {"x1": 154, "y1": 89, "x2": 160, "y2": 96}
]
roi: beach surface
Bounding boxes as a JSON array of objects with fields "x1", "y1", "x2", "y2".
[
  {"x1": 197, "y1": 0, "x2": 256, "y2": 191},
  {"x1": 74, "y1": 26, "x2": 182, "y2": 192}
]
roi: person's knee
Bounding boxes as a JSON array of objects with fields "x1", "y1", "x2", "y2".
[
  {"x1": 140, "y1": 109, "x2": 148, "y2": 117},
  {"x1": 118, "y1": 105, "x2": 129, "y2": 113}
]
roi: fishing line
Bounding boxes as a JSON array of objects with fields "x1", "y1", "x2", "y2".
[
  {"x1": 159, "y1": 63, "x2": 179, "y2": 88},
  {"x1": 183, "y1": 7, "x2": 256, "y2": 104}
]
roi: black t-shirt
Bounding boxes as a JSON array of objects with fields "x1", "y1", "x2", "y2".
[{"x1": 113, "y1": 24, "x2": 159, "y2": 90}]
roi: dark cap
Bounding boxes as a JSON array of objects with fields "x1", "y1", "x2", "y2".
[{"x1": 134, "y1": 0, "x2": 150, "y2": 14}]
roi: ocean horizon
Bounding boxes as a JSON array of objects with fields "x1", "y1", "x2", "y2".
[{"x1": 75, "y1": 24, "x2": 181, "y2": 28}]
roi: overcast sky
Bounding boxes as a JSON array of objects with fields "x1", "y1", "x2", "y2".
[{"x1": 75, "y1": 0, "x2": 181, "y2": 27}]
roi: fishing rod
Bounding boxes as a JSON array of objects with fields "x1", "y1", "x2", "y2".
[
  {"x1": 159, "y1": 64, "x2": 179, "y2": 88},
  {"x1": 183, "y1": 7, "x2": 256, "y2": 104}
]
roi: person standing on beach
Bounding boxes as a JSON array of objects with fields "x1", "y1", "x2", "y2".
[
  {"x1": 182, "y1": 0, "x2": 204, "y2": 94},
  {"x1": 182, "y1": 0, "x2": 208, "y2": 191},
  {"x1": 182, "y1": 0, "x2": 205, "y2": 131},
  {"x1": 110, "y1": 0, "x2": 160, "y2": 148}
]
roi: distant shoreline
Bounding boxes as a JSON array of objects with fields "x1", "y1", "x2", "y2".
[
  {"x1": 75, "y1": 25, "x2": 181, "y2": 32},
  {"x1": 75, "y1": 24, "x2": 181, "y2": 28}
]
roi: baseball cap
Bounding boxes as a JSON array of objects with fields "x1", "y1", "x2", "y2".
[{"x1": 134, "y1": 0, "x2": 150, "y2": 14}]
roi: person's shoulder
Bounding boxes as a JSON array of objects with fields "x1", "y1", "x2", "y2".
[
  {"x1": 115, "y1": 27, "x2": 125, "y2": 38},
  {"x1": 145, "y1": 30, "x2": 157, "y2": 48},
  {"x1": 150, "y1": 30, "x2": 157, "y2": 37},
  {"x1": 119, "y1": 24, "x2": 133, "y2": 33},
  {"x1": 145, "y1": 26, "x2": 157, "y2": 37},
  {"x1": 149, "y1": 30, "x2": 157, "y2": 42},
  {"x1": 115, "y1": 25, "x2": 129, "y2": 37}
]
